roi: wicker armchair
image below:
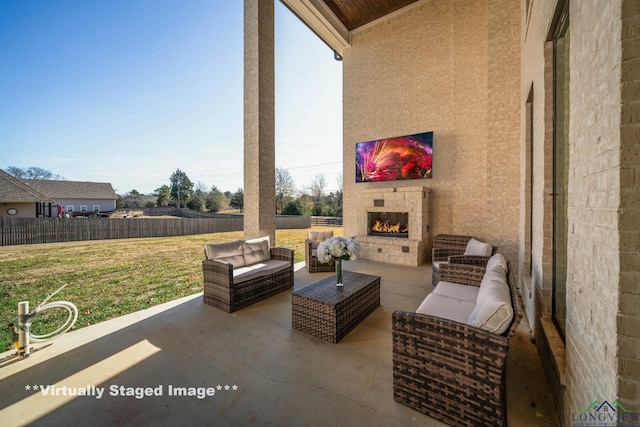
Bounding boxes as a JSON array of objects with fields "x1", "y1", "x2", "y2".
[
  {"x1": 432, "y1": 234, "x2": 496, "y2": 286},
  {"x1": 392, "y1": 262, "x2": 523, "y2": 427},
  {"x1": 305, "y1": 230, "x2": 335, "y2": 273},
  {"x1": 203, "y1": 246, "x2": 294, "y2": 313}
]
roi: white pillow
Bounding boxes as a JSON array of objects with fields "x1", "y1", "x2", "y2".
[
  {"x1": 486, "y1": 253, "x2": 507, "y2": 271},
  {"x1": 467, "y1": 269, "x2": 513, "y2": 334},
  {"x1": 464, "y1": 238, "x2": 492, "y2": 257}
]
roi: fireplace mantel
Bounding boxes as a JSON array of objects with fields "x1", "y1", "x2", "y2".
[{"x1": 353, "y1": 186, "x2": 430, "y2": 266}]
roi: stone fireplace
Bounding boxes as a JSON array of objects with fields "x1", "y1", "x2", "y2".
[{"x1": 353, "y1": 186, "x2": 430, "y2": 266}]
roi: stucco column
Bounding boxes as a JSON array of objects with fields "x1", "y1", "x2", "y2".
[{"x1": 244, "y1": 0, "x2": 275, "y2": 244}]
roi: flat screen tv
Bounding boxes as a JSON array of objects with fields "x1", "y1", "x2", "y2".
[{"x1": 355, "y1": 131, "x2": 433, "y2": 183}]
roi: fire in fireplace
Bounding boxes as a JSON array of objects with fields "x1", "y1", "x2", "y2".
[{"x1": 368, "y1": 212, "x2": 409, "y2": 238}]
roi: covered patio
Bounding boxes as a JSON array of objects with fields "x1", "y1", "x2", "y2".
[{"x1": 0, "y1": 261, "x2": 559, "y2": 426}]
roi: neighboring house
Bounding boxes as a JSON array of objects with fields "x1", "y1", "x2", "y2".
[
  {"x1": 24, "y1": 179, "x2": 117, "y2": 216},
  {"x1": 0, "y1": 169, "x2": 53, "y2": 218}
]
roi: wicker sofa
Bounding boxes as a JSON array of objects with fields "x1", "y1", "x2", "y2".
[
  {"x1": 202, "y1": 236, "x2": 294, "y2": 312},
  {"x1": 392, "y1": 255, "x2": 523, "y2": 427}
]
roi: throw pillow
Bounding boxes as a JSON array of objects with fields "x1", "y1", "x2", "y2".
[
  {"x1": 243, "y1": 236, "x2": 271, "y2": 265},
  {"x1": 205, "y1": 240, "x2": 245, "y2": 268},
  {"x1": 464, "y1": 238, "x2": 492, "y2": 257},
  {"x1": 468, "y1": 269, "x2": 513, "y2": 334},
  {"x1": 307, "y1": 230, "x2": 333, "y2": 249},
  {"x1": 486, "y1": 253, "x2": 508, "y2": 271}
]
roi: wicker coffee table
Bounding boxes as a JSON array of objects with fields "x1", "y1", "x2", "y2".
[{"x1": 292, "y1": 270, "x2": 381, "y2": 343}]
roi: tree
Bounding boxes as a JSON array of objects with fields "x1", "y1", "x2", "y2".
[
  {"x1": 120, "y1": 189, "x2": 143, "y2": 208},
  {"x1": 169, "y1": 169, "x2": 194, "y2": 208},
  {"x1": 206, "y1": 185, "x2": 227, "y2": 212},
  {"x1": 297, "y1": 186, "x2": 313, "y2": 216},
  {"x1": 282, "y1": 200, "x2": 302, "y2": 215},
  {"x1": 187, "y1": 182, "x2": 208, "y2": 211},
  {"x1": 309, "y1": 174, "x2": 327, "y2": 216},
  {"x1": 7, "y1": 166, "x2": 65, "y2": 180},
  {"x1": 275, "y1": 167, "x2": 296, "y2": 214},
  {"x1": 154, "y1": 185, "x2": 171, "y2": 207},
  {"x1": 118, "y1": 189, "x2": 156, "y2": 208},
  {"x1": 230, "y1": 188, "x2": 244, "y2": 212}
]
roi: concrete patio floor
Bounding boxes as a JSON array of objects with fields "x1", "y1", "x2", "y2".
[{"x1": 1, "y1": 260, "x2": 560, "y2": 426}]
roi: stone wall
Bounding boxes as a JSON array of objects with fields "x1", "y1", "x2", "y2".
[{"x1": 342, "y1": 0, "x2": 520, "y2": 267}]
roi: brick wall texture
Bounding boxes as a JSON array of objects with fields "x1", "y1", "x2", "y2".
[
  {"x1": 342, "y1": 0, "x2": 521, "y2": 266},
  {"x1": 521, "y1": 0, "x2": 639, "y2": 424}
]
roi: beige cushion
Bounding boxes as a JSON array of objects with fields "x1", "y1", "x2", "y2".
[
  {"x1": 307, "y1": 231, "x2": 333, "y2": 249},
  {"x1": 205, "y1": 240, "x2": 245, "y2": 268},
  {"x1": 432, "y1": 281, "x2": 480, "y2": 303},
  {"x1": 416, "y1": 293, "x2": 476, "y2": 324},
  {"x1": 486, "y1": 253, "x2": 507, "y2": 271},
  {"x1": 464, "y1": 238, "x2": 492, "y2": 257},
  {"x1": 243, "y1": 236, "x2": 271, "y2": 265},
  {"x1": 233, "y1": 259, "x2": 290, "y2": 284},
  {"x1": 467, "y1": 267, "x2": 513, "y2": 334}
]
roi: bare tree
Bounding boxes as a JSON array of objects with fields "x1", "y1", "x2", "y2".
[
  {"x1": 275, "y1": 167, "x2": 296, "y2": 214},
  {"x1": 7, "y1": 166, "x2": 65, "y2": 180},
  {"x1": 309, "y1": 174, "x2": 327, "y2": 216}
]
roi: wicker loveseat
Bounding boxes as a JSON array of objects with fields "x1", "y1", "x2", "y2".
[
  {"x1": 392, "y1": 255, "x2": 523, "y2": 427},
  {"x1": 202, "y1": 236, "x2": 294, "y2": 312}
]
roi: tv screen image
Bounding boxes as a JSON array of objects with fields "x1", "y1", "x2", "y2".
[{"x1": 355, "y1": 131, "x2": 433, "y2": 183}]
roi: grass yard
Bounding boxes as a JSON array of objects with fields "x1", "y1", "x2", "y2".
[{"x1": 0, "y1": 226, "x2": 341, "y2": 352}]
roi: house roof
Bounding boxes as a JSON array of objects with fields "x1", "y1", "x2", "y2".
[
  {"x1": 0, "y1": 169, "x2": 52, "y2": 203},
  {"x1": 24, "y1": 179, "x2": 117, "y2": 200},
  {"x1": 281, "y1": 0, "x2": 419, "y2": 55}
]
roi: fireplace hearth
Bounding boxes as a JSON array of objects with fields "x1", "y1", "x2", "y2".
[{"x1": 368, "y1": 212, "x2": 409, "y2": 238}]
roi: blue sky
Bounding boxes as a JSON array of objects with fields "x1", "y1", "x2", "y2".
[{"x1": 0, "y1": 1, "x2": 343, "y2": 195}]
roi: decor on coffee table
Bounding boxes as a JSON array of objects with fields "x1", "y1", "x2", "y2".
[
  {"x1": 292, "y1": 271, "x2": 380, "y2": 343},
  {"x1": 316, "y1": 236, "x2": 361, "y2": 287}
]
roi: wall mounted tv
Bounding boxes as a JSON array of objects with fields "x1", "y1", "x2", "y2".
[{"x1": 355, "y1": 131, "x2": 433, "y2": 183}]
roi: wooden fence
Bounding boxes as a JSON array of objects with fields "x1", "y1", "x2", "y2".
[
  {"x1": 0, "y1": 215, "x2": 313, "y2": 246},
  {"x1": 311, "y1": 216, "x2": 343, "y2": 226}
]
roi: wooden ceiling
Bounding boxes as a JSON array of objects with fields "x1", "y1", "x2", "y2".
[{"x1": 321, "y1": 0, "x2": 419, "y2": 31}]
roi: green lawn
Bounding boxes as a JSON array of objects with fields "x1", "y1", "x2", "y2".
[{"x1": 0, "y1": 226, "x2": 341, "y2": 352}]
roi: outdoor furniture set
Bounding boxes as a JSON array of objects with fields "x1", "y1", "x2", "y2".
[{"x1": 201, "y1": 233, "x2": 523, "y2": 426}]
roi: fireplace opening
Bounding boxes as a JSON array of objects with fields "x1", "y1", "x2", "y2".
[{"x1": 368, "y1": 212, "x2": 409, "y2": 238}]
